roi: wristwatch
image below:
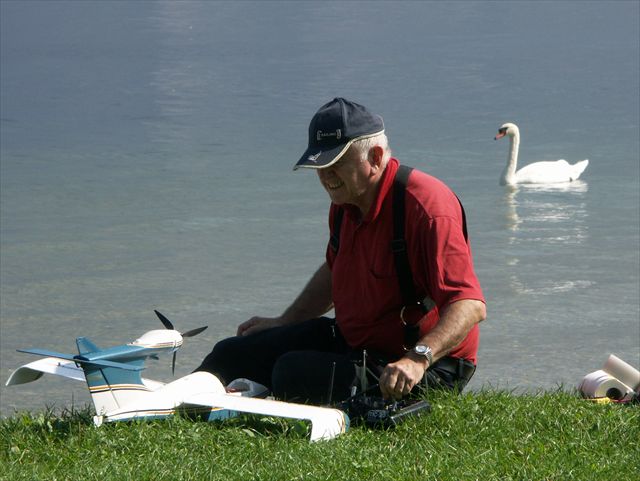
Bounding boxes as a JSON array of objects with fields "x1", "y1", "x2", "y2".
[{"x1": 412, "y1": 344, "x2": 433, "y2": 366}]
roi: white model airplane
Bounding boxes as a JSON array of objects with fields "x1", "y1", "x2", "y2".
[{"x1": 6, "y1": 310, "x2": 348, "y2": 442}]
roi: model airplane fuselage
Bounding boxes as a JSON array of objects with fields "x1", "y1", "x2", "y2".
[{"x1": 6, "y1": 312, "x2": 348, "y2": 442}]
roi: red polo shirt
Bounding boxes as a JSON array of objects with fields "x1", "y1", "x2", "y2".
[{"x1": 326, "y1": 158, "x2": 484, "y2": 363}]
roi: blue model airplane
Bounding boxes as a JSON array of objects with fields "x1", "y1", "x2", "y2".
[{"x1": 6, "y1": 310, "x2": 348, "y2": 442}]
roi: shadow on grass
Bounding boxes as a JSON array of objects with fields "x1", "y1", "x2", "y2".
[{"x1": 216, "y1": 414, "x2": 310, "y2": 440}]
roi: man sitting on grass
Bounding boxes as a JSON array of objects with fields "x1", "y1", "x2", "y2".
[{"x1": 196, "y1": 97, "x2": 486, "y2": 403}]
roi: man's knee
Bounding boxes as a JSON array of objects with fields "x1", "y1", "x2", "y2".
[
  {"x1": 271, "y1": 351, "x2": 305, "y2": 398},
  {"x1": 271, "y1": 351, "x2": 355, "y2": 404},
  {"x1": 195, "y1": 337, "x2": 244, "y2": 381}
]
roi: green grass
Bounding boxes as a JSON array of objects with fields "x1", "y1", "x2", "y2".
[{"x1": 1, "y1": 390, "x2": 638, "y2": 481}]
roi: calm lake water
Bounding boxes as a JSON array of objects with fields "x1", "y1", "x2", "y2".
[{"x1": 1, "y1": 1, "x2": 638, "y2": 416}]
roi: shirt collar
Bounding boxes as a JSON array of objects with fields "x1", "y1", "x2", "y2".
[{"x1": 342, "y1": 157, "x2": 399, "y2": 224}]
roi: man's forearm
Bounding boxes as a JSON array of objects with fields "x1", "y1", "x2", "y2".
[
  {"x1": 280, "y1": 262, "x2": 334, "y2": 324},
  {"x1": 417, "y1": 299, "x2": 486, "y2": 364}
]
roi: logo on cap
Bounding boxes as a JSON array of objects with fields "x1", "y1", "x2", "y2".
[
  {"x1": 317, "y1": 129, "x2": 342, "y2": 142},
  {"x1": 307, "y1": 152, "x2": 322, "y2": 162}
]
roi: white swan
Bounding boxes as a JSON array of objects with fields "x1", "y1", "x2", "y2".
[{"x1": 494, "y1": 123, "x2": 589, "y2": 186}]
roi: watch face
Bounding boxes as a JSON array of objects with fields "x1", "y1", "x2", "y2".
[{"x1": 415, "y1": 345, "x2": 428, "y2": 354}]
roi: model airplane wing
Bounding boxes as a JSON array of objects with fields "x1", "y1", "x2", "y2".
[
  {"x1": 6, "y1": 357, "x2": 86, "y2": 386},
  {"x1": 183, "y1": 392, "x2": 349, "y2": 442},
  {"x1": 93, "y1": 371, "x2": 348, "y2": 442}
]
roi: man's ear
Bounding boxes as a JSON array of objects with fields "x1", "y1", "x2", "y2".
[{"x1": 369, "y1": 145, "x2": 384, "y2": 171}]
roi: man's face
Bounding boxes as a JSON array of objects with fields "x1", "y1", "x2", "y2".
[{"x1": 316, "y1": 146, "x2": 373, "y2": 209}]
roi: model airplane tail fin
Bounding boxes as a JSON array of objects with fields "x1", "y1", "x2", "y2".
[
  {"x1": 81, "y1": 359, "x2": 150, "y2": 415},
  {"x1": 76, "y1": 337, "x2": 100, "y2": 355}
]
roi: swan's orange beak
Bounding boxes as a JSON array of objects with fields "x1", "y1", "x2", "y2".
[{"x1": 495, "y1": 131, "x2": 507, "y2": 140}]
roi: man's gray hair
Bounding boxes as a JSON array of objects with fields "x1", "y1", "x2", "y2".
[{"x1": 351, "y1": 132, "x2": 391, "y2": 167}]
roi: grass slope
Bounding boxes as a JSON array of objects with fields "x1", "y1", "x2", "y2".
[{"x1": 1, "y1": 390, "x2": 638, "y2": 481}]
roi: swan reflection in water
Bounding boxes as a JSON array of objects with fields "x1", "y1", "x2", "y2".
[
  {"x1": 501, "y1": 180, "x2": 592, "y2": 295},
  {"x1": 502, "y1": 180, "x2": 588, "y2": 233}
]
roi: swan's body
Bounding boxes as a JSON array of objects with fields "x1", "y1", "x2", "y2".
[{"x1": 495, "y1": 123, "x2": 589, "y2": 186}]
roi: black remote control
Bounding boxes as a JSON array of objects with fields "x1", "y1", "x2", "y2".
[{"x1": 339, "y1": 388, "x2": 431, "y2": 428}]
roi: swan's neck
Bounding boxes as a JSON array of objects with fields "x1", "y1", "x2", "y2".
[{"x1": 500, "y1": 131, "x2": 520, "y2": 185}]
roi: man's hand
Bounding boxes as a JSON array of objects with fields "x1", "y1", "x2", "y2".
[
  {"x1": 236, "y1": 316, "x2": 283, "y2": 336},
  {"x1": 379, "y1": 355, "x2": 428, "y2": 400},
  {"x1": 236, "y1": 263, "x2": 333, "y2": 337}
]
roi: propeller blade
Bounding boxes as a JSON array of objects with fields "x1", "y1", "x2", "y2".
[
  {"x1": 154, "y1": 309, "x2": 174, "y2": 330},
  {"x1": 182, "y1": 326, "x2": 208, "y2": 338},
  {"x1": 153, "y1": 310, "x2": 208, "y2": 376}
]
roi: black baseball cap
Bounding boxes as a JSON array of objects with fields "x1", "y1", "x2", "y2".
[{"x1": 294, "y1": 98, "x2": 385, "y2": 170}]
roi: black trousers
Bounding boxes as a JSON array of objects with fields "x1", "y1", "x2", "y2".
[{"x1": 195, "y1": 317, "x2": 475, "y2": 404}]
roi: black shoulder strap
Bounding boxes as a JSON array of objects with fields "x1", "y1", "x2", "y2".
[
  {"x1": 392, "y1": 165, "x2": 469, "y2": 303},
  {"x1": 330, "y1": 207, "x2": 344, "y2": 253},
  {"x1": 393, "y1": 165, "x2": 470, "y2": 349},
  {"x1": 391, "y1": 165, "x2": 418, "y2": 307},
  {"x1": 459, "y1": 198, "x2": 468, "y2": 241},
  {"x1": 392, "y1": 165, "x2": 427, "y2": 349}
]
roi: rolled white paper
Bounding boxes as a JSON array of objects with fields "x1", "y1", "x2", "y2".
[
  {"x1": 579, "y1": 369, "x2": 633, "y2": 400},
  {"x1": 603, "y1": 354, "x2": 640, "y2": 390}
]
